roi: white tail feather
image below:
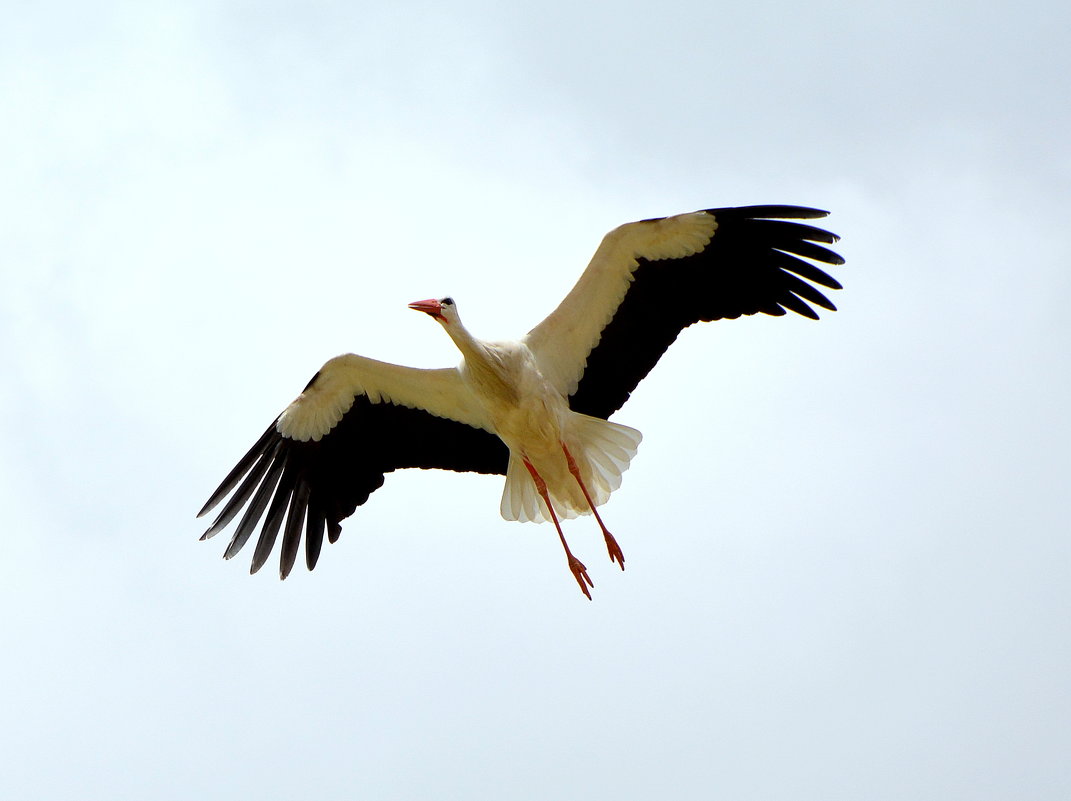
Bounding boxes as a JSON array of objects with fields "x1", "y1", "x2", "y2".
[
  {"x1": 501, "y1": 454, "x2": 545, "y2": 523},
  {"x1": 499, "y1": 414, "x2": 642, "y2": 523}
]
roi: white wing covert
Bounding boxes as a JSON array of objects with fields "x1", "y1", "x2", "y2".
[{"x1": 524, "y1": 211, "x2": 718, "y2": 399}]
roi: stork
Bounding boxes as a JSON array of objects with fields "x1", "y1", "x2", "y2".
[{"x1": 198, "y1": 205, "x2": 843, "y2": 598}]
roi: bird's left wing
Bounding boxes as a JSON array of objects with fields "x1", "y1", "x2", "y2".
[
  {"x1": 197, "y1": 354, "x2": 508, "y2": 578},
  {"x1": 524, "y1": 205, "x2": 844, "y2": 419}
]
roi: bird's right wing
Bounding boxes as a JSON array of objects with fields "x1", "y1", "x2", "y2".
[
  {"x1": 525, "y1": 206, "x2": 844, "y2": 419},
  {"x1": 197, "y1": 354, "x2": 509, "y2": 579}
]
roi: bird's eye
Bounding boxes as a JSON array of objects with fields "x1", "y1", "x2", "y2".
[{"x1": 441, "y1": 297, "x2": 454, "y2": 306}]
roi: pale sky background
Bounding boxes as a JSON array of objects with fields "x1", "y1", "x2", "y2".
[{"x1": 2, "y1": 1, "x2": 1068, "y2": 799}]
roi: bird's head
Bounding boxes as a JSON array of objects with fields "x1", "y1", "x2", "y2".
[{"x1": 408, "y1": 296, "x2": 458, "y2": 326}]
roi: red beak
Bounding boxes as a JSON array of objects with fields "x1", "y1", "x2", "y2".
[{"x1": 408, "y1": 298, "x2": 443, "y2": 319}]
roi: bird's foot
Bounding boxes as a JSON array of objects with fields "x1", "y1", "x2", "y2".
[
  {"x1": 603, "y1": 531, "x2": 625, "y2": 571},
  {"x1": 569, "y1": 555, "x2": 594, "y2": 600}
]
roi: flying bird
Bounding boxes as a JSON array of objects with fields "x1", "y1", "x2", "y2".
[{"x1": 198, "y1": 205, "x2": 843, "y2": 598}]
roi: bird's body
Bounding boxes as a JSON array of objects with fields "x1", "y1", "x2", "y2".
[
  {"x1": 431, "y1": 314, "x2": 641, "y2": 525},
  {"x1": 198, "y1": 205, "x2": 844, "y2": 597}
]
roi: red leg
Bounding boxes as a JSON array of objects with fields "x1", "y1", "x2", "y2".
[
  {"x1": 562, "y1": 444, "x2": 625, "y2": 570},
  {"x1": 523, "y1": 458, "x2": 594, "y2": 600}
]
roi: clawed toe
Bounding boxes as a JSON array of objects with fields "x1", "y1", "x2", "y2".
[
  {"x1": 604, "y1": 532, "x2": 625, "y2": 570},
  {"x1": 568, "y1": 556, "x2": 594, "y2": 600}
]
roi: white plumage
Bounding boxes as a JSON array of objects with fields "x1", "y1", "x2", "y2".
[{"x1": 198, "y1": 205, "x2": 843, "y2": 598}]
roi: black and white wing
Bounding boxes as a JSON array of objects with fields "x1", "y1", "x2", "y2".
[
  {"x1": 524, "y1": 205, "x2": 844, "y2": 419},
  {"x1": 197, "y1": 354, "x2": 508, "y2": 578}
]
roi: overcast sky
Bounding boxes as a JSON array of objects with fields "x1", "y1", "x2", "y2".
[{"x1": 2, "y1": 1, "x2": 1069, "y2": 799}]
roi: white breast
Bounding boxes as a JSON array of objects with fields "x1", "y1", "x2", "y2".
[{"x1": 462, "y1": 340, "x2": 567, "y2": 456}]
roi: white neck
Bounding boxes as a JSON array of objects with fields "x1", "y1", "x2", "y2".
[{"x1": 441, "y1": 316, "x2": 486, "y2": 362}]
